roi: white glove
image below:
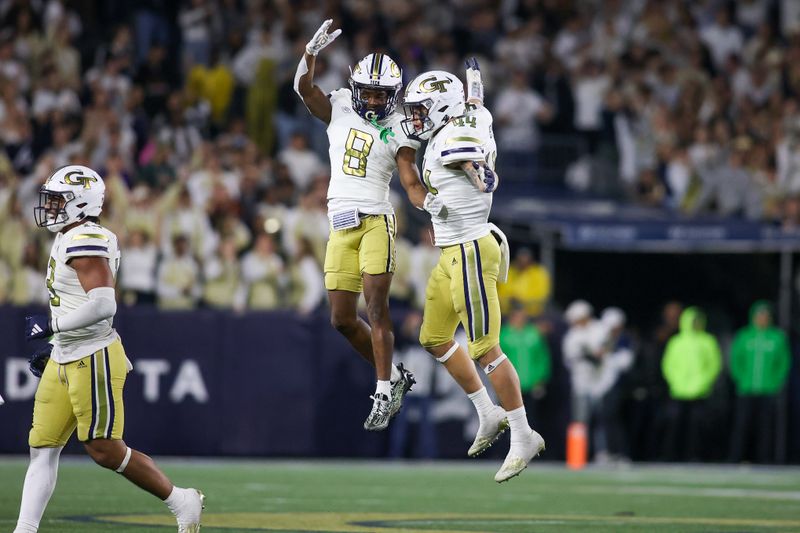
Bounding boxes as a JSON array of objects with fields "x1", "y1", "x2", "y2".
[
  {"x1": 422, "y1": 192, "x2": 446, "y2": 218},
  {"x1": 305, "y1": 19, "x2": 342, "y2": 56},
  {"x1": 465, "y1": 57, "x2": 483, "y2": 105}
]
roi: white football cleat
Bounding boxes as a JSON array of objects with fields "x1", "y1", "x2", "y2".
[
  {"x1": 177, "y1": 488, "x2": 204, "y2": 532},
  {"x1": 363, "y1": 393, "x2": 392, "y2": 431},
  {"x1": 494, "y1": 429, "x2": 545, "y2": 483},
  {"x1": 468, "y1": 406, "x2": 509, "y2": 457}
]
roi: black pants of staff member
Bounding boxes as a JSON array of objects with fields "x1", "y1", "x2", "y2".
[
  {"x1": 728, "y1": 395, "x2": 778, "y2": 464},
  {"x1": 661, "y1": 399, "x2": 707, "y2": 462}
]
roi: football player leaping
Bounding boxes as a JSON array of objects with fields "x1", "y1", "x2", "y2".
[
  {"x1": 295, "y1": 20, "x2": 446, "y2": 431},
  {"x1": 15, "y1": 165, "x2": 203, "y2": 533},
  {"x1": 401, "y1": 60, "x2": 545, "y2": 482}
]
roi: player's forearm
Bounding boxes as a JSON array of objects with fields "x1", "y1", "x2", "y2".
[
  {"x1": 51, "y1": 287, "x2": 117, "y2": 333},
  {"x1": 461, "y1": 160, "x2": 500, "y2": 193},
  {"x1": 403, "y1": 180, "x2": 428, "y2": 209},
  {"x1": 294, "y1": 53, "x2": 317, "y2": 98},
  {"x1": 461, "y1": 160, "x2": 485, "y2": 188}
]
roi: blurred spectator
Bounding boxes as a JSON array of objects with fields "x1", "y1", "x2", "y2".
[
  {"x1": 728, "y1": 301, "x2": 791, "y2": 463},
  {"x1": 10, "y1": 242, "x2": 48, "y2": 306},
  {"x1": 562, "y1": 301, "x2": 601, "y2": 426},
  {"x1": 498, "y1": 247, "x2": 551, "y2": 317},
  {"x1": 701, "y1": 8, "x2": 744, "y2": 71},
  {"x1": 500, "y1": 304, "x2": 551, "y2": 426},
  {"x1": 661, "y1": 307, "x2": 722, "y2": 461},
  {"x1": 493, "y1": 69, "x2": 552, "y2": 182},
  {"x1": 240, "y1": 232, "x2": 284, "y2": 310},
  {"x1": 119, "y1": 229, "x2": 158, "y2": 306},
  {"x1": 572, "y1": 58, "x2": 610, "y2": 154},
  {"x1": 135, "y1": 44, "x2": 178, "y2": 118},
  {"x1": 157, "y1": 234, "x2": 201, "y2": 310},
  {"x1": 202, "y1": 236, "x2": 242, "y2": 310},
  {"x1": 277, "y1": 132, "x2": 324, "y2": 193},
  {"x1": 179, "y1": 0, "x2": 214, "y2": 71},
  {"x1": 596, "y1": 307, "x2": 634, "y2": 463},
  {"x1": 287, "y1": 237, "x2": 324, "y2": 316},
  {"x1": 627, "y1": 301, "x2": 681, "y2": 460}
]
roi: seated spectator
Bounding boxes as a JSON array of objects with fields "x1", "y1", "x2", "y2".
[
  {"x1": 119, "y1": 229, "x2": 158, "y2": 306},
  {"x1": 156, "y1": 234, "x2": 201, "y2": 310},
  {"x1": 287, "y1": 238, "x2": 324, "y2": 316},
  {"x1": 10, "y1": 242, "x2": 48, "y2": 306},
  {"x1": 202, "y1": 237, "x2": 242, "y2": 310},
  {"x1": 241, "y1": 232, "x2": 284, "y2": 310}
]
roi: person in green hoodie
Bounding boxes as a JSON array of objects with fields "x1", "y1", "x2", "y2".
[
  {"x1": 499, "y1": 303, "x2": 551, "y2": 426},
  {"x1": 728, "y1": 301, "x2": 791, "y2": 463},
  {"x1": 661, "y1": 307, "x2": 722, "y2": 461}
]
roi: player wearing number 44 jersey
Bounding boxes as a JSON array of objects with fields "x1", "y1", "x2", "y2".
[
  {"x1": 295, "y1": 20, "x2": 444, "y2": 431},
  {"x1": 402, "y1": 61, "x2": 545, "y2": 482},
  {"x1": 14, "y1": 165, "x2": 203, "y2": 533}
]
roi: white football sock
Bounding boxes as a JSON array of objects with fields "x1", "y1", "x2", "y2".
[
  {"x1": 467, "y1": 387, "x2": 494, "y2": 421},
  {"x1": 506, "y1": 406, "x2": 532, "y2": 443},
  {"x1": 164, "y1": 486, "x2": 186, "y2": 514},
  {"x1": 375, "y1": 380, "x2": 391, "y2": 398},
  {"x1": 390, "y1": 364, "x2": 402, "y2": 383},
  {"x1": 15, "y1": 446, "x2": 63, "y2": 533}
]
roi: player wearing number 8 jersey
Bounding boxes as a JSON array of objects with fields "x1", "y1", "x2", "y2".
[
  {"x1": 401, "y1": 62, "x2": 545, "y2": 482},
  {"x1": 295, "y1": 20, "x2": 446, "y2": 431},
  {"x1": 14, "y1": 165, "x2": 203, "y2": 533}
]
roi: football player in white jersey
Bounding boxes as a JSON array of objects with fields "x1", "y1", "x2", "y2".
[
  {"x1": 14, "y1": 165, "x2": 203, "y2": 533},
  {"x1": 401, "y1": 61, "x2": 545, "y2": 482},
  {"x1": 295, "y1": 20, "x2": 446, "y2": 431}
]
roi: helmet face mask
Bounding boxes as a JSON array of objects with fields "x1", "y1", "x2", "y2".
[
  {"x1": 402, "y1": 71, "x2": 466, "y2": 141},
  {"x1": 349, "y1": 53, "x2": 403, "y2": 121},
  {"x1": 34, "y1": 189, "x2": 74, "y2": 230},
  {"x1": 401, "y1": 98, "x2": 435, "y2": 140},
  {"x1": 34, "y1": 165, "x2": 105, "y2": 232}
]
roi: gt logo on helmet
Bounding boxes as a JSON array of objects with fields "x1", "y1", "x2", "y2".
[
  {"x1": 419, "y1": 76, "x2": 452, "y2": 93},
  {"x1": 63, "y1": 171, "x2": 98, "y2": 189}
]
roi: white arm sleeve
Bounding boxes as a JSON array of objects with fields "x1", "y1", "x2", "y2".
[
  {"x1": 293, "y1": 55, "x2": 309, "y2": 98},
  {"x1": 52, "y1": 286, "x2": 117, "y2": 333}
]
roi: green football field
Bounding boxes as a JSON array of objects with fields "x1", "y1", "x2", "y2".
[{"x1": 1, "y1": 458, "x2": 799, "y2": 532}]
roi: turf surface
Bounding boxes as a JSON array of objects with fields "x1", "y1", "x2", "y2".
[{"x1": 1, "y1": 458, "x2": 798, "y2": 532}]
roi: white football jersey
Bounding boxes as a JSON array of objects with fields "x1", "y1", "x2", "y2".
[
  {"x1": 326, "y1": 88, "x2": 420, "y2": 215},
  {"x1": 422, "y1": 104, "x2": 498, "y2": 247},
  {"x1": 46, "y1": 222, "x2": 121, "y2": 363}
]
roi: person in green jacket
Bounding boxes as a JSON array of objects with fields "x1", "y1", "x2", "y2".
[
  {"x1": 500, "y1": 304, "x2": 551, "y2": 426},
  {"x1": 660, "y1": 307, "x2": 722, "y2": 461},
  {"x1": 728, "y1": 301, "x2": 791, "y2": 463}
]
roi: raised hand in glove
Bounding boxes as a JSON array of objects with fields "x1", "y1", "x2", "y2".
[
  {"x1": 306, "y1": 19, "x2": 342, "y2": 56},
  {"x1": 465, "y1": 57, "x2": 484, "y2": 105}
]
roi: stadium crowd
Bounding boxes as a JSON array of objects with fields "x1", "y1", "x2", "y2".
[{"x1": 3, "y1": 0, "x2": 800, "y2": 308}]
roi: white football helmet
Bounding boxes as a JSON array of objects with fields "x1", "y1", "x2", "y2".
[
  {"x1": 35, "y1": 165, "x2": 105, "y2": 232},
  {"x1": 349, "y1": 52, "x2": 403, "y2": 121},
  {"x1": 401, "y1": 70, "x2": 465, "y2": 141}
]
